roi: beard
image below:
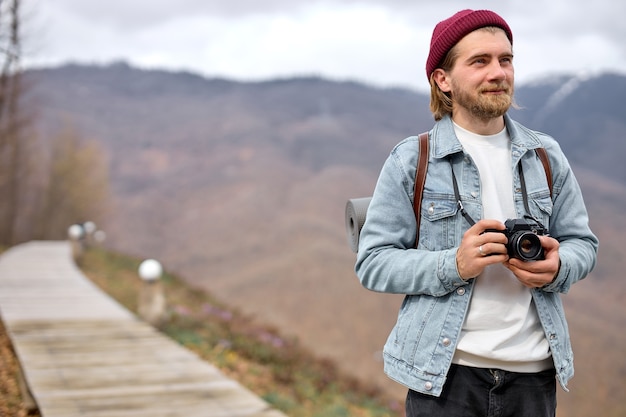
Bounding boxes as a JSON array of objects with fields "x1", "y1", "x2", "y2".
[{"x1": 452, "y1": 80, "x2": 514, "y2": 120}]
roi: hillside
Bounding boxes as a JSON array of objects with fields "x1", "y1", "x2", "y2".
[{"x1": 24, "y1": 63, "x2": 626, "y2": 416}]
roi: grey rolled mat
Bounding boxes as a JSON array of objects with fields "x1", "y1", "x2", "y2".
[{"x1": 345, "y1": 197, "x2": 372, "y2": 253}]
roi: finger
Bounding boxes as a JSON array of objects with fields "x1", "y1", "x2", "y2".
[
  {"x1": 478, "y1": 241, "x2": 509, "y2": 257},
  {"x1": 474, "y1": 219, "x2": 506, "y2": 233},
  {"x1": 505, "y1": 262, "x2": 554, "y2": 288}
]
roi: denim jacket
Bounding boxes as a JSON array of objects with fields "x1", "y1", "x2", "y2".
[{"x1": 355, "y1": 114, "x2": 598, "y2": 397}]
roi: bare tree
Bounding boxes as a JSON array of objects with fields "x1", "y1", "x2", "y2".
[
  {"x1": 0, "y1": 0, "x2": 23, "y2": 245},
  {"x1": 0, "y1": 1, "x2": 111, "y2": 245},
  {"x1": 35, "y1": 125, "x2": 111, "y2": 240}
]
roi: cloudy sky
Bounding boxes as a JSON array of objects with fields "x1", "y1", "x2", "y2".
[{"x1": 23, "y1": 0, "x2": 626, "y2": 92}]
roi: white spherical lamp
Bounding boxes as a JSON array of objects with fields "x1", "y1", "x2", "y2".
[{"x1": 138, "y1": 259, "x2": 163, "y2": 282}]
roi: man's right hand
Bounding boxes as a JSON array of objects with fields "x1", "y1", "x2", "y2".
[{"x1": 456, "y1": 219, "x2": 509, "y2": 280}]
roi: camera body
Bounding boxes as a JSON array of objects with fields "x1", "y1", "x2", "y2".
[{"x1": 487, "y1": 218, "x2": 547, "y2": 261}]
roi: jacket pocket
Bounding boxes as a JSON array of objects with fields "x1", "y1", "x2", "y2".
[
  {"x1": 419, "y1": 195, "x2": 461, "y2": 251},
  {"x1": 528, "y1": 193, "x2": 553, "y2": 230}
]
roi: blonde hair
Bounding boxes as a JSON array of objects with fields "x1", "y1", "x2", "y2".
[{"x1": 428, "y1": 35, "x2": 461, "y2": 121}]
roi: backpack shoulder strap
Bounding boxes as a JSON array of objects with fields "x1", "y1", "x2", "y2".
[
  {"x1": 413, "y1": 132, "x2": 429, "y2": 248},
  {"x1": 534, "y1": 147, "x2": 553, "y2": 199}
]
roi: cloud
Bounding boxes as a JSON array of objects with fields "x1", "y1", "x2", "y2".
[
  {"x1": 193, "y1": 5, "x2": 428, "y2": 84},
  {"x1": 24, "y1": 0, "x2": 626, "y2": 91}
]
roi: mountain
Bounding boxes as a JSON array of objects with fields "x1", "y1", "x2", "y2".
[
  {"x1": 509, "y1": 73, "x2": 626, "y2": 184},
  {"x1": 24, "y1": 63, "x2": 626, "y2": 416}
]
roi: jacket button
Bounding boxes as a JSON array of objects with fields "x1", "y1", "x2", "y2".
[
  {"x1": 424, "y1": 382, "x2": 433, "y2": 391},
  {"x1": 442, "y1": 338, "x2": 451, "y2": 347},
  {"x1": 456, "y1": 287, "x2": 466, "y2": 296}
]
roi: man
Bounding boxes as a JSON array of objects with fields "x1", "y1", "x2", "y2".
[{"x1": 355, "y1": 9, "x2": 598, "y2": 417}]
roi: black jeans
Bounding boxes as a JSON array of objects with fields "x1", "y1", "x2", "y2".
[{"x1": 406, "y1": 364, "x2": 556, "y2": 417}]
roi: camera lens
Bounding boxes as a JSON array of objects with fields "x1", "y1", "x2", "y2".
[{"x1": 509, "y1": 231, "x2": 543, "y2": 261}]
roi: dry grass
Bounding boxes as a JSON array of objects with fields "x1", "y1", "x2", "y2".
[{"x1": 0, "y1": 320, "x2": 40, "y2": 417}]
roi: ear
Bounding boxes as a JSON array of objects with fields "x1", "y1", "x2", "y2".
[{"x1": 432, "y1": 69, "x2": 451, "y2": 93}]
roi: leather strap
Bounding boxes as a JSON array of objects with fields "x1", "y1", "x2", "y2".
[
  {"x1": 535, "y1": 147, "x2": 553, "y2": 199},
  {"x1": 413, "y1": 132, "x2": 429, "y2": 248}
]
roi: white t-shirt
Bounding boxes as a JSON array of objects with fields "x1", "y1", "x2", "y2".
[{"x1": 451, "y1": 122, "x2": 552, "y2": 372}]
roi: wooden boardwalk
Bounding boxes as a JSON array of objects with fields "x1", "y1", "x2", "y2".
[{"x1": 0, "y1": 241, "x2": 287, "y2": 417}]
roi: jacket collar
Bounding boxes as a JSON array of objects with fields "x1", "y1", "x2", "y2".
[{"x1": 430, "y1": 113, "x2": 544, "y2": 159}]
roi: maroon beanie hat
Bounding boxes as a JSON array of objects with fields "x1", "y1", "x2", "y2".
[{"x1": 426, "y1": 9, "x2": 513, "y2": 80}]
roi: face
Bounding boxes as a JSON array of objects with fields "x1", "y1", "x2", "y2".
[{"x1": 435, "y1": 28, "x2": 514, "y2": 123}]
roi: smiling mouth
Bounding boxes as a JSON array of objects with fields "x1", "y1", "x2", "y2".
[
  {"x1": 481, "y1": 84, "x2": 510, "y2": 95},
  {"x1": 482, "y1": 88, "x2": 510, "y2": 95}
]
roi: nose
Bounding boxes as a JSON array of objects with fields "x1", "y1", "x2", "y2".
[
  {"x1": 489, "y1": 62, "x2": 507, "y2": 80},
  {"x1": 487, "y1": 60, "x2": 512, "y2": 83}
]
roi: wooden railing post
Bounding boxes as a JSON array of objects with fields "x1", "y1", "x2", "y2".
[
  {"x1": 67, "y1": 224, "x2": 85, "y2": 262},
  {"x1": 82, "y1": 221, "x2": 97, "y2": 248},
  {"x1": 138, "y1": 259, "x2": 166, "y2": 327}
]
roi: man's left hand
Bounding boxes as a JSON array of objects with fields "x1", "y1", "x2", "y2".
[{"x1": 505, "y1": 235, "x2": 560, "y2": 288}]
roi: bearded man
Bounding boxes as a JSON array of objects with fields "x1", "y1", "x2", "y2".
[{"x1": 355, "y1": 9, "x2": 598, "y2": 417}]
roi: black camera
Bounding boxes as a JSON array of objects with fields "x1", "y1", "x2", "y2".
[{"x1": 486, "y1": 218, "x2": 547, "y2": 261}]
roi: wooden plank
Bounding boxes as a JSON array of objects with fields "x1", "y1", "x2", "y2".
[{"x1": 0, "y1": 241, "x2": 288, "y2": 417}]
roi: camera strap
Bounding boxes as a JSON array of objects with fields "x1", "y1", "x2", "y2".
[
  {"x1": 517, "y1": 161, "x2": 533, "y2": 217},
  {"x1": 449, "y1": 158, "x2": 536, "y2": 227},
  {"x1": 450, "y1": 163, "x2": 476, "y2": 227}
]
